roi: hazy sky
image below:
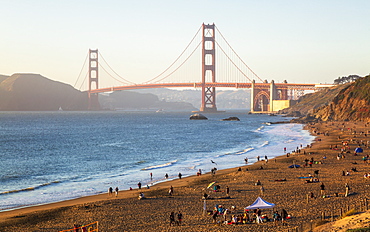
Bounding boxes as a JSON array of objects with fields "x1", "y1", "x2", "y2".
[{"x1": 1, "y1": 0, "x2": 369, "y2": 90}]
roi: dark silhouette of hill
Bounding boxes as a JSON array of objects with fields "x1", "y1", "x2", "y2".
[
  {"x1": 0, "y1": 73, "x2": 198, "y2": 111},
  {"x1": 0, "y1": 73, "x2": 88, "y2": 111}
]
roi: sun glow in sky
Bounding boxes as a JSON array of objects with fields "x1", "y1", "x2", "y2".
[{"x1": 1, "y1": 0, "x2": 369, "y2": 90}]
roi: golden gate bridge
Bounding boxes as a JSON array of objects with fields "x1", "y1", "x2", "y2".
[{"x1": 74, "y1": 23, "x2": 331, "y2": 112}]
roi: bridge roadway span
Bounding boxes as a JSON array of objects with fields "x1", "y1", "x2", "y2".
[{"x1": 89, "y1": 82, "x2": 318, "y2": 93}]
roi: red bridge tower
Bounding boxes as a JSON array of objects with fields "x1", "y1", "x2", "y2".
[
  {"x1": 200, "y1": 23, "x2": 217, "y2": 112},
  {"x1": 88, "y1": 49, "x2": 100, "y2": 110}
]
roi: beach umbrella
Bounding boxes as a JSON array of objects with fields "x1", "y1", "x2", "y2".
[
  {"x1": 207, "y1": 181, "x2": 216, "y2": 189},
  {"x1": 355, "y1": 147, "x2": 363, "y2": 153}
]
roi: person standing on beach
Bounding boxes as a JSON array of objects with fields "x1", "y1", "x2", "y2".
[
  {"x1": 281, "y1": 209, "x2": 288, "y2": 225},
  {"x1": 226, "y1": 186, "x2": 230, "y2": 196},
  {"x1": 165, "y1": 173, "x2": 169, "y2": 179},
  {"x1": 257, "y1": 156, "x2": 260, "y2": 161},
  {"x1": 115, "y1": 187, "x2": 119, "y2": 197},
  {"x1": 169, "y1": 185, "x2": 174, "y2": 196},
  {"x1": 138, "y1": 182, "x2": 142, "y2": 189},
  {"x1": 150, "y1": 172, "x2": 153, "y2": 180},
  {"x1": 260, "y1": 185, "x2": 265, "y2": 195},
  {"x1": 108, "y1": 187, "x2": 113, "y2": 197},
  {"x1": 177, "y1": 211, "x2": 183, "y2": 225},
  {"x1": 320, "y1": 182, "x2": 325, "y2": 196},
  {"x1": 212, "y1": 210, "x2": 218, "y2": 224},
  {"x1": 178, "y1": 172, "x2": 182, "y2": 179},
  {"x1": 345, "y1": 183, "x2": 350, "y2": 197}
]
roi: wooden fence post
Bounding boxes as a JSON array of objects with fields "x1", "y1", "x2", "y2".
[
  {"x1": 365, "y1": 198, "x2": 368, "y2": 210},
  {"x1": 331, "y1": 211, "x2": 334, "y2": 222}
]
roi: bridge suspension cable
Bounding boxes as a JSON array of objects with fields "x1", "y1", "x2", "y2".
[
  {"x1": 150, "y1": 41, "x2": 202, "y2": 84},
  {"x1": 74, "y1": 52, "x2": 89, "y2": 90},
  {"x1": 98, "y1": 51, "x2": 136, "y2": 85},
  {"x1": 142, "y1": 24, "x2": 203, "y2": 84},
  {"x1": 215, "y1": 26, "x2": 264, "y2": 83}
]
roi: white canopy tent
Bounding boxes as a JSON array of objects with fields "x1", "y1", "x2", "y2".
[{"x1": 245, "y1": 197, "x2": 275, "y2": 210}]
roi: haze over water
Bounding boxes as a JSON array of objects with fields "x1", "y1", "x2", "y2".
[{"x1": 0, "y1": 111, "x2": 314, "y2": 211}]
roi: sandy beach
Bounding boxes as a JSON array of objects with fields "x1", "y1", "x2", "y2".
[{"x1": 1, "y1": 121, "x2": 370, "y2": 231}]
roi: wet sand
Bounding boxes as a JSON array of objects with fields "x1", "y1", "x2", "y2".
[{"x1": 1, "y1": 121, "x2": 369, "y2": 231}]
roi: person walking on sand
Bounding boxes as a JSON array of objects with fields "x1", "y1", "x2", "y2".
[
  {"x1": 170, "y1": 212, "x2": 175, "y2": 226},
  {"x1": 169, "y1": 185, "x2": 174, "y2": 196},
  {"x1": 108, "y1": 187, "x2": 113, "y2": 197}
]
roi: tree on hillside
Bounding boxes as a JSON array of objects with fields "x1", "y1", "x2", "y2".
[{"x1": 334, "y1": 75, "x2": 361, "y2": 85}]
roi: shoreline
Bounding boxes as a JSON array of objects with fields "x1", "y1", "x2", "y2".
[
  {"x1": 2, "y1": 120, "x2": 370, "y2": 231},
  {"x1": 0, "y1": 122, "x2": 310, "y2": 214}
]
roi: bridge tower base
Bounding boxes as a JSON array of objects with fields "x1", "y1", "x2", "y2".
[
  {"x1": 250, "y1": 80, "x2": 293, "y2": 113},
  {"x1": 88, "y1": 49, "x2": 100, "y2": 110}
]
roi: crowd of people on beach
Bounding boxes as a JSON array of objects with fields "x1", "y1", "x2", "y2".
[
  {"x1": 103, "y1": 121, "x2": 370, "y2": 229},
  {"x1": 209, "y1": 204, "x2": 290, "y2": 226}
]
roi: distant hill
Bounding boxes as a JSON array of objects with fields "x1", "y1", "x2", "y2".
[
  {"x1": 136, "y1": 88, "x2": 251, "y2": 110},
  {"x1": 0, "y1": 73, "x2": 88, "y2": 111},
  {"x1": 100, "y1": 90, "x2": 197, "y2": 111}
]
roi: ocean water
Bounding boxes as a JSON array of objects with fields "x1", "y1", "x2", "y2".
[{"x1": 0, "y1": 111, "x2": 315, "y2": 211}]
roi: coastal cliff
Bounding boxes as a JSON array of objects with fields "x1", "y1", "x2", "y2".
[
  {"x1": 285, "y1": 75, "x2": 370, "y2": 122},
  {"x1": 278, "y1": 83, "x2": 350, "y2": 117},
  {"x1": 312, "y1": 75, "x2": 370, "y2": 121}
]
